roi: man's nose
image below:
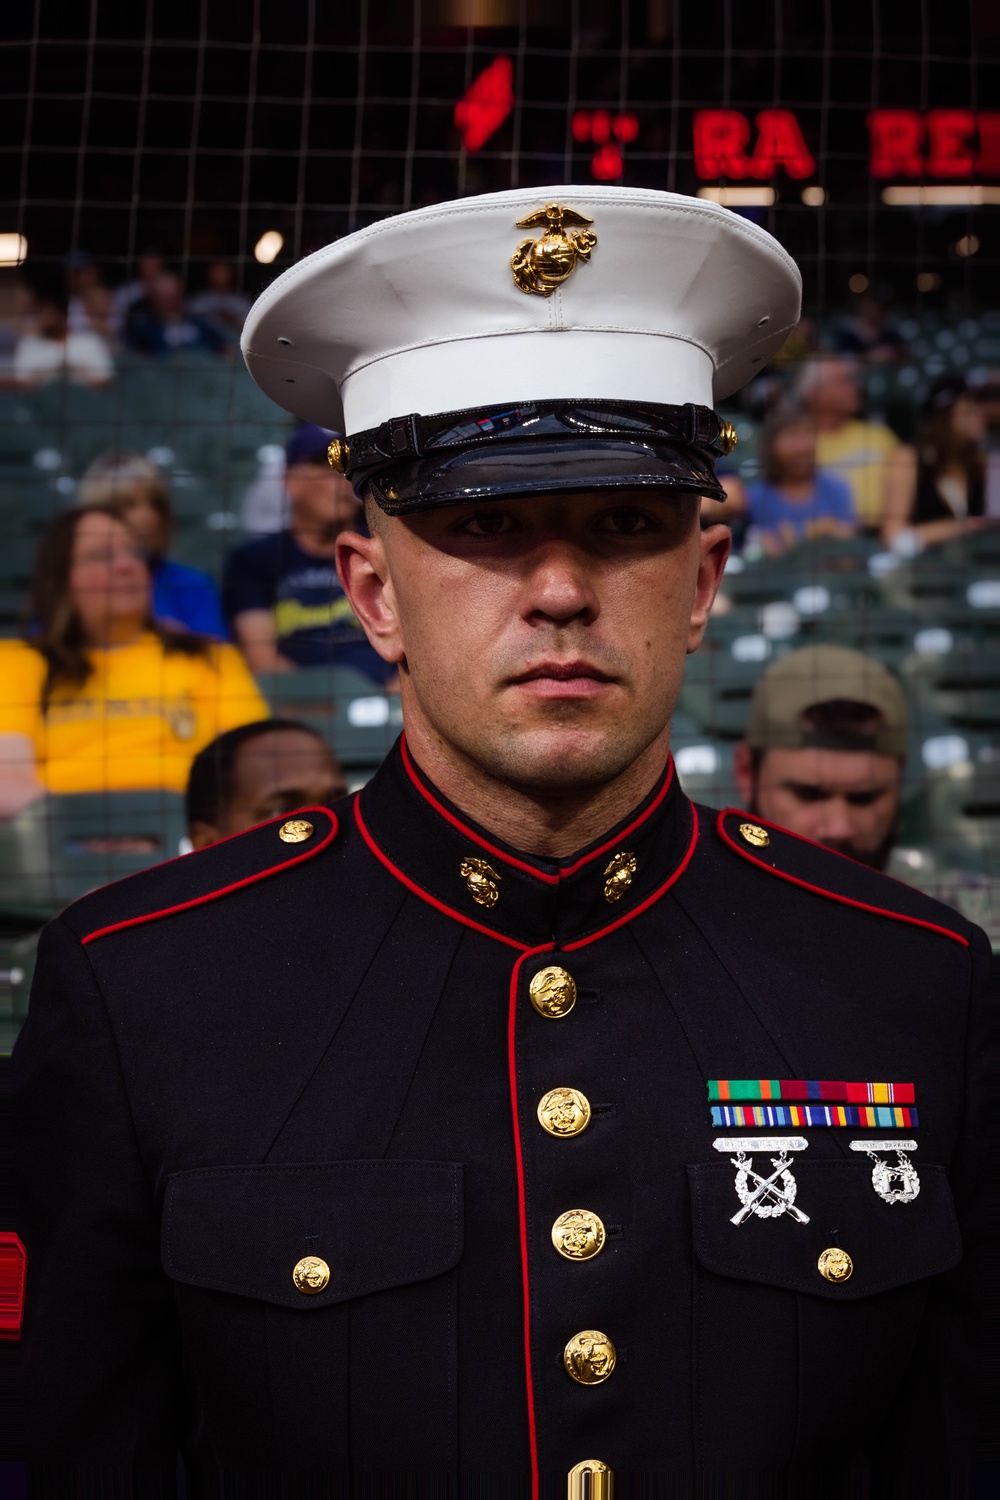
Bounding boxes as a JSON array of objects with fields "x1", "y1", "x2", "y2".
[
  {"x1": 523, "y1": 544, "x2": 599, "y2": 624},
  {"x1": 815, "y1": 798, "x2": 856, "y2": 841}
]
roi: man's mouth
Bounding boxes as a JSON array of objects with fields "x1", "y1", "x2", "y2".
[{"x1": 508, "y1": 660, "x2": 618, "y2": 698}]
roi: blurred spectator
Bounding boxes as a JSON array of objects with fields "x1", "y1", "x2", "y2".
[
  {"x1": 771, "y1": 315, "x2": 819, "y2": 370},
  {"x1": 745, "y1": 411, "x2": 856, "y2": 556},
  {"x1": 240, "y1": 443, "x2": 288, "y2": 535},
  {"x1": 185, "y1": 718, "x2": 346, "y2": 848},
  {"x1": 186, "y1": 260, "x2": 251, "y2": 341},
  {"x1": 14, "y1": 275, "x2": 113, "y2": 388},
  {"x1": 882, "y1": 377, "x2": 990, "y2": 549},
  {"x1": 65, "y1": 251, "x2": 113, "y2": 340},
  {"x1": 223, "y1": 424, "x2": 387, "y2": 682},
  {"x1": 110, "y1": 247, "x2": 166, "y2": 339},
  {"x1": 0, "y1": 508, "x2": 265, "y2": 809},
  {"x1": 78, "y1": 452, "x2": 228, "y2": 639},
  {"x1": 797, "y1": 356, "x2": 900, "y2": 529},
  {"x1": 124, "y1": 272, "x2": 228, "y2": 357},
  {"x1": 835, "y1": 293, "x2": 908, "y2": 364},
  {"x1": 701, "y1": 468, "x2": 748, "y2": 545},
  {"x1": 733, "y1": 644, "x2": 907, "y2": 872}
]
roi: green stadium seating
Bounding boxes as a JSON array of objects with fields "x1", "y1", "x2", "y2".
[{"x1": 255, "y1": 668, "x2": 401, "y2": 776}]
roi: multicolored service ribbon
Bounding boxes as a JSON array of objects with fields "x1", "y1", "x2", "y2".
[
  {"x1": 710, "y1": 1103, "x2": 919, "y2": 1130},
  {"x1": 707, "y1": 1079, "x2": 915, "y2": 1105}
]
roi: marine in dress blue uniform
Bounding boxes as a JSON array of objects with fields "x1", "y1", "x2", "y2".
[{"x1": 12, "y1": 187, "x2": 994, "y2": 1496}]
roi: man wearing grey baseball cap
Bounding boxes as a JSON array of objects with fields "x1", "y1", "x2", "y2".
[{"x1": 734, "y1": 644, "x2": 907, "y2": 871}]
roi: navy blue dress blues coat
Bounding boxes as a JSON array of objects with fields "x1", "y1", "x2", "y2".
[{"x1": 12, "y1": 738, "x2": 994, "y2": 1495}]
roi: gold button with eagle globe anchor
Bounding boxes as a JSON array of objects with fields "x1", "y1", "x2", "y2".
[
  {"x1": 551, "y1": 1208, "x2": 606, "y2": 1261},
  {"x1": 529, "y1": 965, "x2": 577, "y2": 1019},
  {"x1": 537, "y1": 1087, "x2": 591, "y2": 1138}
]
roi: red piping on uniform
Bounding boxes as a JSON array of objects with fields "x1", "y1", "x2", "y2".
[
  {"x1": 560, "y1": 754, "x2": 675, "y2": 876},
  {"x1": 508, "y1": 943, "x2": 553, "y2": 1500},
  {"x1": 0, "y1": 1232, "x2": 26, "y2": 1341},
  {"x1": 81, "y1": 808, "x2": 339, "y2": 945},
  {"x1": 565, "y1": 801, "x2": 700, "y2": 950},
  {"x1": 716, "y1": 809, "x2": 969, "y2": 948},
  {"x1": 354, "y1": 799, "x2": 529, "y2": 951},
  {"x1": 400, "y1": 735, "x2": 560, "y2": 884}
]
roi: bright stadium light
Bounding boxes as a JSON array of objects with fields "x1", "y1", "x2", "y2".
[
  {"x1": 0, "y1": 233, "x2": 28, "y2": 266},
  {"x1": 696, "y1": 186, "x2": 777, "y2": 207},
  {"x1": 801, "y1": 185, "x2": 827, "y2": 205},
  {"x1": 882, "y1": 185, "x2": 1000, "y2": 206},
  {"x1": 254, "y1": 230, "x2": 284, "y2": 264}
]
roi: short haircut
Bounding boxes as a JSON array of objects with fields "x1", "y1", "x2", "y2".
[{"x1": 185, "y1": 718, "x2": 328, "y2": 828}]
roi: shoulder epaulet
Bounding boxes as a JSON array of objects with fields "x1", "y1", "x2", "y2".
[
  {"x1": 715, "y1": 807, "x2": 970, "y2": 948},
  {"x1": 62, "y1": 805, "x2": 340, "y2": 947}
]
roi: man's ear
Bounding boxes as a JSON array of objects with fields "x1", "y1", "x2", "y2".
[
  {"x1": 188, "y1": 821, "x2": 222, "y2": 851},
  {"x1": 687, "y1": 522, "x2": 731, "y2": 653},
  {"x1": 335, "y1": 526, "x2": 406, "y2": 665}
]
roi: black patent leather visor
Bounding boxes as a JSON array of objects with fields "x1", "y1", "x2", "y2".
[{"x1": 346, "y1": 399, "x2": 731, "y2": 515}]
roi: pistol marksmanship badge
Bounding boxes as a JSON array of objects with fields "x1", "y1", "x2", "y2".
[
  {"x1": 850, "y1": 1139, "x2": 920, "y2": 1204},
  {"x1": 714, "y1": 1136, "x2": 810, "y2": 1226},
  {"x1": 510, "y1": 203, "x2": 597, "y2": 297}
]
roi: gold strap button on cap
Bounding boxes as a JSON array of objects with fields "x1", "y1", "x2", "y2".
[
  {"x1": 564, "y1": 1330, "x2": 616, "y2": 1385},
  {"x1": 739, "y1": 822, "x2": 770, "y2": 848},
  {"x1": 538, "y1": 1087, "x2": 591, "y2": 1137},
  {"x1": 279, "y1": 818, "x2": 314, "y2": 844},
  {"x1": 292, "y1": 1255, "x2": 330, "y2": 1294},
  {"x1": 568, "y1": 1461, "x2": 614, "y2": 1500},
  {"x1": 818, "y1": 1247, "x2": 853, "y2": 1283},
  {"x1": 552, "y1": 1209, "x2": 606, "y2": 1261},
  {"x1": 529, "y1": 965, "x2": 577, "y2": 1018}
]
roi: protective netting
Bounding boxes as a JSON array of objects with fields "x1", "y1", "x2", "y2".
[{"x1": 1, "y1": 1, "x2": 998, "y2": 1043}]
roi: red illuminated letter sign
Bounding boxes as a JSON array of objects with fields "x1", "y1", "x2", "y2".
[
  {"x1": 749, "y1": 110, "x2": 815, "y2": 179},
  {"x1": 926, "y1": 109, "x2": 976, "y2": 176},
  {"x1": 454, "y1": 57, "x2": 515, "y2": 153},
  {"x1": 693, "y1": 110, "x2": 751, "y2": 178},
  {"x1": 868, "y1": 110, "x2": 924, "y2": 177}
]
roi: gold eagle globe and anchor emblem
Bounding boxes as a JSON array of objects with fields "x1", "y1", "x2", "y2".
[
  {"x1": 510, "y1": 203, "x2": 597, "y2": 297},
  {"x1": 460, "y1": 856, "x2": 502, "y2": 908}
]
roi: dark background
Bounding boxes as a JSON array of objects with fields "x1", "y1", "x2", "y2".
[{"x1": 3, "y1": 0, "x2": 998, "y2": 316}]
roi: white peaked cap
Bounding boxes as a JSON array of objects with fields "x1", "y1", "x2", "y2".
[{"x1": 242, "y1": 185, "x2": 801, "y2": 434}]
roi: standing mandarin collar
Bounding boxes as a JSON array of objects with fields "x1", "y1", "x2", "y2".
[{"x1": 355, "y1": 736, "x2": 697, "y2": 949}]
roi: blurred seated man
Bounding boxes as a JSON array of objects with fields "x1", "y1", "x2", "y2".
[
  {"x1": 186, "y1": 259, "x2": 251, "y2": 341},
  {"x1": 733, "y1": 644, "x2": 907, "y2": 871},
  {"x1": 797, "y1": 355, "x2": 900, "y2": 530},
  {"x1": 14, "y1": 274, "x2": 113, "y2": 388},
  {"x1": 746, "y1": 409, "x2": 856, "y2": 556},
  {"x1": 185, "y1": 718, "x2": 346, "y2": 849},
  {"x1": 223, "y1": 424, "x2": 388, "y2": 682},
  {"x1": 124, "y1": 272, "x2": 228, "y2": 357}
]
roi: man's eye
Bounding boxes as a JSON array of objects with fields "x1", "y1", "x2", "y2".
[
  {"x1": 457, "y1": 510, "x2": 517, "y2": 537},
  {"x1": 597, "y1": 508, "x2": 657, "y2": 535}
]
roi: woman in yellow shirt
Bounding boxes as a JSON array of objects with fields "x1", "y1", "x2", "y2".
[{"x1": 0, "y1": 507, "x2": 267, "y2": 811}]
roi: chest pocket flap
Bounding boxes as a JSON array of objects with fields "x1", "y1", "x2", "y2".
[
  {"x1": 687, "y1": 1160, "x2": 961, "y2": 1301},
  {"x1": 162, "y1": 1160, "x2": 463, "y2": 1310}
]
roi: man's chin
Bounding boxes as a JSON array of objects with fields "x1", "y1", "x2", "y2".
[{"x1": 470, "y1": 723, "x2": 651, "y2": 797}]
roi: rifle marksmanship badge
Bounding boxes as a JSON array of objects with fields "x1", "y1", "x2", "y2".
[
  {"x1": 707, "y1": 1078, "x2": 917, "y2": 1129},
  {"x1": 850, "y1": 1139, "x2": 920, "y2": 1204},
  {"x1": 511, "y1": 203, "x2": 597, "y2": 297},
  {"x1": 713, "y1": 1136, "x2": 810, "y2": 1225}
]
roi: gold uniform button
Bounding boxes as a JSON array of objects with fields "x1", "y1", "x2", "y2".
[
  {"x1": 818, "y1": 1247, "x2": 853, "y2": 1283},
  {"x1": 279, "y1": 818, "x2": 314, "y2": 844},
  {"x1": 568, "y1": 1461, "x2": 614, "y2": 1500},
  {"x1": 529, "y1": 965, "x2": 577, "y2": 1019},
  {"x1": 537, "y1": 1087, "x2": 591, "y2": 1138},
  {"x1": 563, "y1": 1330, "x2": 616, "y2": 1385},
  {"x1": 292, "y1": 1255, "x2": 330, "y2": 1294},
  {"x1": 739, "y1": 822, "x2": 770, "y2": 848},
  {"x1": 551, "y1": 1209, "x2": 606, "y2": 1261}
]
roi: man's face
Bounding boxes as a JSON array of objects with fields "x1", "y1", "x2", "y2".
[
  {"x1": 189, "y1": 729, "x2": 346, "y2": 848},
  {"x1": 285, "y1": 464, "x2": 359, "y2": 536},
  {"x1": 806, "y1": 360, "x2": 860, "y2": 422},
  {"x1": 744, "y1": 745, "x2": 902, "y2": 867},
  {"x1": 337, "y1": 490, "x2": 729, "y2": 796}
]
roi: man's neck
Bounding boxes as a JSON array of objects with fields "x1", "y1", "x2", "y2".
[{"x1": 402, "y1": 718, "x2": 673, "y2": 860}]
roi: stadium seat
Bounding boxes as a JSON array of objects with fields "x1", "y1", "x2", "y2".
[{"x1": 255, "y1": 668, "x2": 401, "y2": 775}]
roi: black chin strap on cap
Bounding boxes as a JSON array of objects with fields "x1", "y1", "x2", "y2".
[{"x1": 339, "y1": 398, "x2": 736, "y2": 514}]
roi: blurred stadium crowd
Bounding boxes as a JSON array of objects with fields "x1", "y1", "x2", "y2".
[{"x1": 1, "y1": 248, "x2": 999, "y2": 1049}]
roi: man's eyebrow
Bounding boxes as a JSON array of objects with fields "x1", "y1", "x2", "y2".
[{"x1": 780, "y1": 780, "x2": 895, "y2": 799}]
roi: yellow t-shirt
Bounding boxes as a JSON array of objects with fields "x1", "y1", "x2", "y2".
[
  {"x1": 816, "y1": 420, "x2": 900, "y2": 528},
  {"x1": 0, "y1": 634, "x2": 268, "y2": 794}
]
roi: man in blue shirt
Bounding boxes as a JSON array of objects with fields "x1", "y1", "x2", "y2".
[{"x1": 223, "y1": 425, "x2": 387, "y2": 681}]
